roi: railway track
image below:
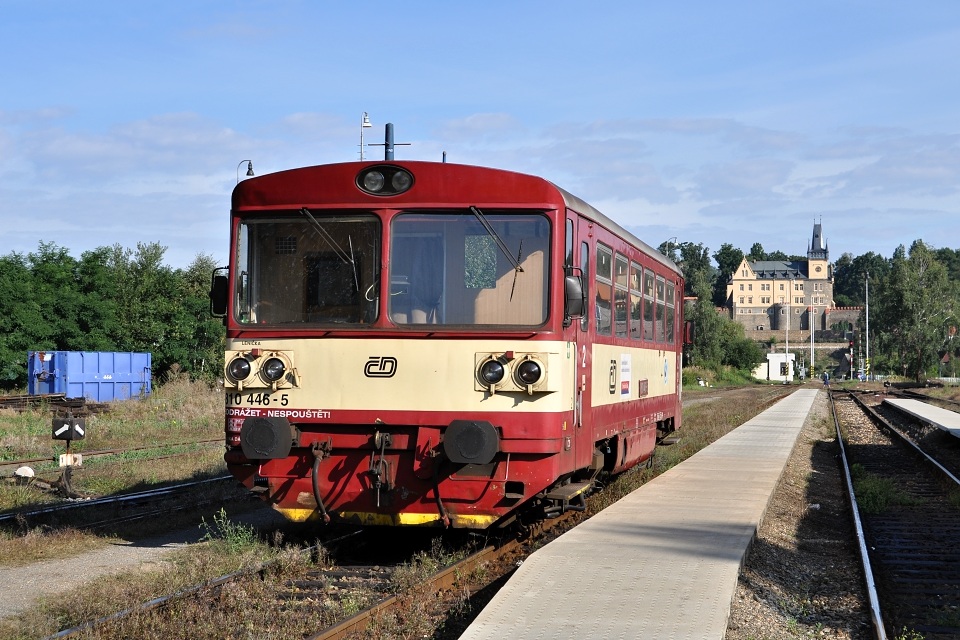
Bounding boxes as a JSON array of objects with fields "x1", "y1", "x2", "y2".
[
  {"x1": 43, "y1": 497, "x2": 574, "y2": 639},
  {"x1": 2, "y1": 438, "x2": 231, "y2": 533},
  {"x1": 16, "y1": 385, "x2": 794, "y2": 638},
  {"x1": 0, "y1": 393, "x2": 110, "y2": 415},
  {"x1": 0, "y1": 475, "x2": 237, "y2": 531},
  {"x1": 892, "y1": 387, "x2": 960, "y2": 414},
  {"x1": 0, "y1": 438, "x2": 224, "y2": 478},
  {"x1": 833, "y1": 390, "x2": 960, "y2": 638}
]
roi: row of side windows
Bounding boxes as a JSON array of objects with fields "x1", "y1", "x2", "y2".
[{"x1": 592, "y1": 242, "x2": 675, "y2": 343}]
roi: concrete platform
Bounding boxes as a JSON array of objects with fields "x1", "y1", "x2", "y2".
[
  {"x1": 460, "y1": 388, "x2": 819, "y2": 640},
  {"x1": 884, "y1": 398, "x2": 960, "y2": 437}
]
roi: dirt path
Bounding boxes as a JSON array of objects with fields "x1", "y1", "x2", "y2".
[{"x1": 0, "y1": 507, "x2": 285, "y2": 620}]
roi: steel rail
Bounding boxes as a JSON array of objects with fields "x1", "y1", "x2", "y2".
[
  {"x1": 305, "y1": 389, "x2": 796, "y2": 639},
  {"x1": 0, "y1": 476, "x2": 232, "y2": 524},
  {"x1": 830, "y1": 391, "x2": 887, "y2": 640},
  {"x1": 42, "y1": 531, "x2": 365, "y2": 639},
  {"x1": 306, "y1": 539, "x2": 520, "y2": 640},
  {"x1": 897, "y1": 388, "x2": 960, "y2": 411},
  {"x1": 849, "y1": 392, "x2": 960, "y2": 487},
  {"x1": 0, "y1": 439, "x2": 224, "y2": 476}
]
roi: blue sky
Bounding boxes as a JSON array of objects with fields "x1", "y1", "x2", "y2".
[{"x1": 3, "y1": 1, "x2": 959, "y2": 268}]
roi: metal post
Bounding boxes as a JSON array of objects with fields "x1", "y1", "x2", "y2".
[
  {"x1": 865, "y1": 272, "x2": 870, "y2": 380},
  {"x1": 368, "y1": 122, "x2": 409, "y2": 160},
  {"x1": 360, "y1": 112, "x2": 373, "y2": 161},
  {"x1": 785, "y1": 326, "x2": 790, "y2": 383},
  {"x1": 385, "y1": 122, "x2": 395, "y2": 160}
]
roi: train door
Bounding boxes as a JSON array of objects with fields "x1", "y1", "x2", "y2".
[{"x1": 567, "y1": 214, "x2": 595, "y2": 471}]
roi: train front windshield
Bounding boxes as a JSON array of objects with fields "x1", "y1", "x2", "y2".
[{"x1": 234, "y1": 210, "x2": 550, "y2": 328}]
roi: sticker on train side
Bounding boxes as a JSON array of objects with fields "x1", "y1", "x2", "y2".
[
  {"x1": 226, "y1": 392, "x2": 290, "y2": 407},
  {"x1": 225, "y1": 407, "x2": 332, "y2": 420}
]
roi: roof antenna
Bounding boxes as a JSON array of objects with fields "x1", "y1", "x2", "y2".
[{"x1": 368, "y1": 123, "x2": 411, "y2": 160}]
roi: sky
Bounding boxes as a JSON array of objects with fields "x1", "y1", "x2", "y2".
[{"x1": 2, "y1": 1, "x2": 959, "y2": 269}]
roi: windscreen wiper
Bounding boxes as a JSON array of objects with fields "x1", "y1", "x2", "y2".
[
  {"x1": 300, "y1": 207, "x2": 359, "y2": 291},
  {"x1": 469, "y1": 206, "x2": 524, "y2": 273}
]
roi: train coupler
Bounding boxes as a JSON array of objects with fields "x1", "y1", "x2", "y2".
[
  {"x1": 310, "y1": 440, "x2": 333, "y2": 524},
  {"x1": 369, "y1": 431, "x2": 394, "y2": 507}
]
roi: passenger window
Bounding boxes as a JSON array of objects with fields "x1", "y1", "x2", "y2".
[
  {"x1": 656, "y1": 275, "x2": 666, "y2": 343},
  {"x1": 614, "y1": 255, "x2": 628, "y2": 338},
  {"x1": 666, "y1": 281, "x2": 675, "y2": 344},
  {"x1": 580, "y1": 242, "x2": 589, "y2": 331},
  {"x1": 643, "y1": 269, "x2": 655, "y2": 341},
  {"x1": 595, "y1": 244, "x2": 612, "y2": 336},
  {"x1": 630, "y1": 263, "x2": 642, "y2": 340}
]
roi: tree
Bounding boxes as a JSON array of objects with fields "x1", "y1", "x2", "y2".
[
  {"x1": 656, "y1": 239, "x2": 680, "y2": 264},
  {"x1": 935, "y1": 247, "x2": 960, "y2": 282},
  {"x1": 101, "y1": 242, "x2": 210, "y2": 381},
  {"x1": 178, "y1": 254, "x2": 226, "y2": 381},
  {"x1": 876, "y1": 241, "x2": 957, "y2": 381},
  {"x1": 676, "y1": 242, "x2": 714, "y2": 298},
  {"x1": 26, "y1": 243, "x2": 84, "y2": 349},
  {"x1": 76, "y1": 247, "x2": 119, "y2": 351},
  {"x1": 712, "y1": 243, "x2": 743, "y2": 307},
  {"x1": 685, "y1": 255, "x2": 726, "y2": 368},
  {"x1": 721, "y1": 326, "x2": 765, "y2": 371},
  {"x1": 0, "y1": 253, "x2": 48, "y2": 385},
  {"x1": 0, "y1": 242, "x2": 229, "y2": 390},
  {"x1": 748, "y1": 242, "x2": 765, "y2": 262},
  {"x1": 833, "y1": 251, "x2": 889, "y2": 308}
]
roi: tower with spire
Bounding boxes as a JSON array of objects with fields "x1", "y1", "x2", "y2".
[
  {"x1": 725, "y1": 219, "x2": 836, "y2": 333},
  {"x1": 807, "y1": 218, "x2": 829, "y2": 281}
]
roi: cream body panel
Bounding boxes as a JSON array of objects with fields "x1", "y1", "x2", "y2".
[
  {"x1": 589, "y1": 343, "x2": 677, "y2": 408},
  {"x1": 225, "y1": 337, "x2": 576, "y2": 414}
]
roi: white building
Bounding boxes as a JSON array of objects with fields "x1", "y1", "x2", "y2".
[{"x1": 753, "y1": 352, "x2": 796, "y2": 383}]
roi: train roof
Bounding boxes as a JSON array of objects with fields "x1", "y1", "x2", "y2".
[
  {"x1": 233, "y1": 160, "x2": 681, "y2": 277},
  {"x1": 549, "y1": 182, "x2": 681, "y2": 276}
]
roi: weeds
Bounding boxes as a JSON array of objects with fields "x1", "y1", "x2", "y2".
[
  {"x1": 0, "y1": 536, "x2": 313, "y2": 640},
  {"x1": 948, "y1": 487, "x2": 960, "y2": 510},
  {"x1": 850, "y1": 463, "x2": 919, "y2": 514},
  {"x1": 0, "y1": 378, "x2": 226, "y2": 512},
  {"x1": 0, "y1": 383, "x2": 787, "y2": 639},
  {"x1": 199, "y1": 508, "x2": 258, "y2": 555}
]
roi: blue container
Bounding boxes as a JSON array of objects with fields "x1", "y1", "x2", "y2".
[{"x1": 28, "y1": 351, "x2": 152, "y2": 401}]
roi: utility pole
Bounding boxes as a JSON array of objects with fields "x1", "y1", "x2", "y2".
[
  {"x1": 785, "y1": 325, "x2": 790, "y2": 383},
  {"x1": 865, "y1": 272, "x2": 871, "y2": 381}
]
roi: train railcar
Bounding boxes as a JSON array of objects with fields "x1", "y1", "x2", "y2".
[{"x1": 211, "y1": 160, "x2": 684, "y2": 528}]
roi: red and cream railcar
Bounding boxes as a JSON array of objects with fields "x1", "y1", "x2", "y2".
[{"x1": 212, "y1": 161, "x2": 684, "y2": 528}]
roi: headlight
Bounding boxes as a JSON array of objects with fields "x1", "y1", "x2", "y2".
[
  {"x1": 357, "y1": 165, "x2": 414, "y2": 196},
  {"x1": 479, "y1": 360, "x2": 505, "y2": 385},
  {"x1": 392, "y1": 170, "x2": 413, "y2": 191},
  {"x1": 228, "y1": 357, "x2": 252, "y2": 381},
  {"x1": 515, "y1": 359, "x2": 542, "y2": 385},
  {"x1": 261, "y1": 357, "x2": 286, "y2": 382},
  {"x1": 362, "y1": 170, "x2": 385, "y2": 192}
]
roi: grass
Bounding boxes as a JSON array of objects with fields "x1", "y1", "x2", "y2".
[
  {"x1": 200, "y1": 507, "x2": 258, "y2": 554},
  {"x1": 1, "y1": 526, "x2": 480, "y2": 639},
  {"x1": 1, "y1": 375, "x2": 224, "y2": 459},
  {"x1": 0, "y1": 376, "x2": 234, "y2": 570},
  {"x1": 0, "y1": 513, "x2": 313, "y2": 640},
  {"x1": 849, "y1": 463, "x2": 920, "y2": 514},
  {"x1": 0, "y1": 376, "x2": 226, "y2": 511},
  {"x1": 0, "y1": 383, "x2": 789, "y2": 639}
]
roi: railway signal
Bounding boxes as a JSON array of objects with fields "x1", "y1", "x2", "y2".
[{"x1": 52, "y1": 412, "x2": 85, "y2": 495}]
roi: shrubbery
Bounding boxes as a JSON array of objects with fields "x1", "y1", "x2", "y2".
[{"x1": 0, "y1": 242, "x2": 224, "y2": 390}]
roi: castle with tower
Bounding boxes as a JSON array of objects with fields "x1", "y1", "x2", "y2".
[{"x1": 724, "y1": 221, "x2": 860, "y2": 338}]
